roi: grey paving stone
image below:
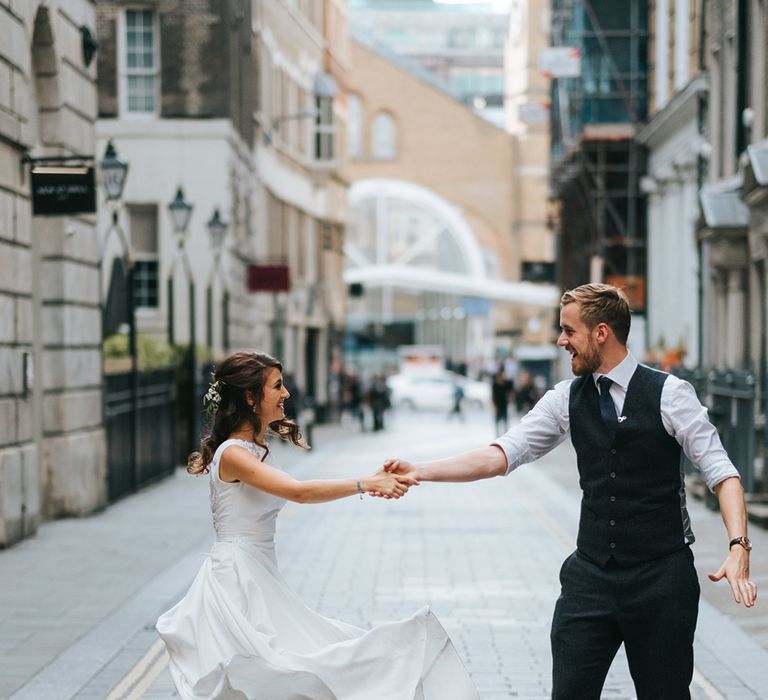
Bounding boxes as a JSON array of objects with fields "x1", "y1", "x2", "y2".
[{"x1": 2, "y1": 412, "x2": 767, "y2": 699}]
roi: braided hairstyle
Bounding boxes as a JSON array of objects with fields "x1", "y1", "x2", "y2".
[{"x1": 187, "y1": 351, "x2": 306, "y2": 475}]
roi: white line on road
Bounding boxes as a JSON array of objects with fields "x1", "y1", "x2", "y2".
[
  {"x1": 106, "y1": 638, "x2": 169, "y2": 700},
  {"x1": 692, "y1": 668, "x2": 726, "y2": 700}
]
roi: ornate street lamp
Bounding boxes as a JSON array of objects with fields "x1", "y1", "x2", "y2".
[
  {"x1": 205, "y1": 208, "x2": 229, "y2": 352},
  {"x1": 99, "y1": 140, "x2": 138, "y2": 495},
  {"x1": 168, "y1": 186, "x2": 193, "y2": 242},
  {"x1": 100, "y1": 141, "x2": 129, "y2": 203},
  {"x1": 167, "y1": 186, "x2": 199, "y2": 448},
  {"x1": 206, "y1": 208, "x2": 228, "y2": 252}
]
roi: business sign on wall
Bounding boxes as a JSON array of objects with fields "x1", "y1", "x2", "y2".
[
  {"x1": 517, "y1": 101, "x2": 550, "y2": 125},
  {"x1": 247, "y1": 264, "x2": 291, "y2": 292},
  {"x1": 538, "y1": 47, "x2": 582, "y2": 78},
  {"x1": 31, "y1": 166, "x2": 97, "y2": 215}
]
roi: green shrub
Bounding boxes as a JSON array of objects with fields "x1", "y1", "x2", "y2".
[{"x1": 102, "y1": 334, "x2": 186, "y2": 370}]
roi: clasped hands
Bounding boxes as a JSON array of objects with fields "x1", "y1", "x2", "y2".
[{"x1": 366, "y1": 458, "x2": 419, "y2": 499}]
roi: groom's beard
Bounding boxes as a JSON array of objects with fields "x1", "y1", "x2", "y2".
[{"x1": 571, "y1": 337, "x2": 601, "y2": 377}]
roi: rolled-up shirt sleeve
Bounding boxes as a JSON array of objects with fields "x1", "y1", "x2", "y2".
[
  {"x1": 661, "y1": 375, "x2": 740, "y2": 490},
  {"x1": 492, "y1": 380, "x2": 572, "y2": 475}
]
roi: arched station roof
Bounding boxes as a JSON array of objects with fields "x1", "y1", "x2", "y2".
[{"x1": 344, "y1": 178, "x2": 559, "y2": 306}]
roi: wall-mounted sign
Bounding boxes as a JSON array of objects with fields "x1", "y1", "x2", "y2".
[
  {"x1": 31, "y1": 166, "x2": 96, "y2": 215},
  {"x1": 247, "y1": 264, "x2": 291, "y2": 292},
  {"x1": 517, "y1": 101, "x2": 550, "y2": 125},
  {"x1": 538, "y1": 47, "x2": 582, "y2": 78},
  {"x1": 522, "y1": 261, "x2": 556, "y2": 283}
]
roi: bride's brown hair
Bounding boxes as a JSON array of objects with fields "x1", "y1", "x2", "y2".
[{"x1": 187, "y1": 351, "x2": 306, "y2": 475}]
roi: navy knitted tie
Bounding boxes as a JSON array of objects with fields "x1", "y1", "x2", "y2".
[{"x1": 597, "y1": 376, "x2": 618, "y2": 431}]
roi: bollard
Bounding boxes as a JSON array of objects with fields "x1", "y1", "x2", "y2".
[{"x1": 708, "y1": 369, "x2": 756, "y2": 494}]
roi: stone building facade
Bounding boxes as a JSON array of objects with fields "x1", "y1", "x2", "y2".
[
  {"x1": 95, "y1": 0, "x2": 263, "y2": 361},
  {"x1": 253, "y1": 0, "x2": 349, "y2": 416},
  {"x1": 638, "y1": 0, "x2": 704, "y2": 367},
  {"x1": 0, "y1": 0, "x2": 104, "y2": 547}
]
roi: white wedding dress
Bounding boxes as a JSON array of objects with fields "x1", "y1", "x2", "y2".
[{"x1": 156, "y1": 439, "x2": 479, "y2": 700}]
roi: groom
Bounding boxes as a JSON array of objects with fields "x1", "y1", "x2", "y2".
[{"x1": 382, "y1": 283, "x2": 757, "y2": 699}]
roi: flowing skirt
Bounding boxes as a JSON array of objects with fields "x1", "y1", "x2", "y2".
[{"x1": 156, "y1": 539, "x2": 478, "y2": 700}]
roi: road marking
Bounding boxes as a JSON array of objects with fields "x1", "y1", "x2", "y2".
[
  {"x1": 106, "y1": 638, "x2": 169, "y2": 700},
  {"x1": 692, "y1": 667, "x2": 726, "y2": 700}
]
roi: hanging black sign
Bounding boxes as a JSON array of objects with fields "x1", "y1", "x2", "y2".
[{"x1": 31, "y1": 165, "x2": 97, "y2": 215}]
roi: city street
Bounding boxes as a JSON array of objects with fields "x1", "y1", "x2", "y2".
[{"x1": 3, "y1": 408, "x2": 768, "y2": 700}]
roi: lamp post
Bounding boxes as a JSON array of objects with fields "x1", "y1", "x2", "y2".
[
  {"x1": 99, "y1": 141, "x2": 137, "y2": 494},
  {"x1": 166, "y1": 187, "x2": 197, "y2": 446},
  {"x1": 206, "y1": 208, "x2": 228, "y2": 354}
]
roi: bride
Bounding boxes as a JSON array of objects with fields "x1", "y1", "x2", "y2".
[{"x1": 156, "y1": 351, "x2": 479, "y2": 699}]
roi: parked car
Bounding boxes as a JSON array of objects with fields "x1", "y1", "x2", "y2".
[{"x1": 386, "y1": 371, "x2": 490, "y2": 410}]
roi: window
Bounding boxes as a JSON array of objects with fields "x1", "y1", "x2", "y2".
[
  {"x1": 315, "y1": 95, "x2": 335, "y2": 161},
  {"x1": 348, "y1": 94, "x2": 363, "y2": 159},
  {"x1": 129, "y1": 204, "x2": 159, "y2": 308},
  {"x1": 371, "y1": 112, "x2": 397, "y2": 160},
  {"x1": 123, "y1": 9, "x2": 159, "y2": 114}
]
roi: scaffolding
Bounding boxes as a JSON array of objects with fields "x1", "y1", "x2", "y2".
[{"x1": 549, "y1": 0, "x2": 649, "y2": 308}]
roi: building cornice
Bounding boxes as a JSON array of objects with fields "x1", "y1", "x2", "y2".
[{"x1": 636, "y1": 75, "x2": 708, "y2": 148}]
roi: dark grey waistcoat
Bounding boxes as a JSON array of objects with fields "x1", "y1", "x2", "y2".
[{"x1": 569, "y1": 364, "x2": 689, "y2": 566}]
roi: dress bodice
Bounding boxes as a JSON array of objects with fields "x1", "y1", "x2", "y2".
[{"x1": 209, "y1": 439, "x2": 286, "y2": 545}]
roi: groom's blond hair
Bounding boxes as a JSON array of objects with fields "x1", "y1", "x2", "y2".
[{"x1": 560, "y1": 283, "x2": 631, "y2": 345}]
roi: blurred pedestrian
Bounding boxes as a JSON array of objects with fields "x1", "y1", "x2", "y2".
[
  {"x1": 491, "y1": 366, "x2": 513, "y2": 433},
  {"x1": 342, "y1": 371, "x2": 365, "y2": 431},
  {"x1": 514, "y1": 371, "x2": 536, "y2": 415},
  {"x1": 447, "y1": 380, "x2": 465, "y2": 422},
  {"x1": 157, "y1": 351, "x2": 478, "y2": 699},
  {"x1": 367, "y1": 374, "x2": 390, "y2": 431}
]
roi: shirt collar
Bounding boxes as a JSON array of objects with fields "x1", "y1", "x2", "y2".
[{"x1": 592, "y1": 350, "x2": 637, "y2": 390}]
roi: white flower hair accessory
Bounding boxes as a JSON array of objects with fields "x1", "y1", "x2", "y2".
[{"x1": 203, "y1": 377, "x2": 224, "y2": 415}]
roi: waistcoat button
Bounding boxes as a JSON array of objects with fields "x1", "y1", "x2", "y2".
[
  {"x1": 610, "y1": 472, "x2": 616, "y2": 478},
  {"x1": 609, "y1": 519, "x2": 616, "y2": 526},
  {"x1": 610, "y1": 449, "x2": 617, "y2": 455},
  {"x1": 610, "y1": 542, "x2": 616, "y2": 548},
  {"x1": 610, "y1": 495, "x2": 616, "y2": 502}
]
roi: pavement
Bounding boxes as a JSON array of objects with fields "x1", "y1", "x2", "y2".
[{"x1": 1, "y1": 409, "x2": 768, "y2": 699}]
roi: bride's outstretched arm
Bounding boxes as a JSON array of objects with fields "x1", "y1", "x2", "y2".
[{"x1": 220, "y1": 445, "x2": 418, "y2": 503}]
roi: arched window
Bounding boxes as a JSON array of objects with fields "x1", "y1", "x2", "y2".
[
  {"x1": 371, "y1": 112, "x2": 397, "y2": 160},
  {"x1": 348, "y1": 94, "x2": 363, "y2": 159}
]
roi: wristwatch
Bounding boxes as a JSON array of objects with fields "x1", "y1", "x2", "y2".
[{"x1": 729, "y1": 536, "x2": 752, "y2": 552}]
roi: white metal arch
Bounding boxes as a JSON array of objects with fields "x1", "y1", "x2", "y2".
[
  {"x1": 349, "y1": 178, "x2": 487, "y2": 277},
  {"x1": 346, "y1": 178, "x2": 559, "y2": 307}
]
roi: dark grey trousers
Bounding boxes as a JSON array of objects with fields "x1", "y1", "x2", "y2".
[{"x1": 551, "y1": 547, "x2": 700, "y2": 700}]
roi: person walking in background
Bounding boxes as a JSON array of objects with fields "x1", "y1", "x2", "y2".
[
  {"x1": 491, "y1": 365, "x2": 513, "y2": 433},
  {"x1": 367, "y1": 374, "x2": 391, "y2": 431},
  {"x1": 447, "y1": 379, "x2": 465, "y2": 422},
  {"x1": 342, "y1": 370, "x2": 365, "y2": 431},
  {"x1": 514, "y1": 371, "x2": 536, "y2": 415},
  {"x1": 156, "y1": 351, "x2": 478, "y2": 700},
  {"x1": 380, "y1": 284, "x2": 756, "y2": 700}
]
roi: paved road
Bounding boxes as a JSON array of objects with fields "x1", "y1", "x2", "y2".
[{"x1": 2, "y1": 409, "x2": 767, "y2": 699}]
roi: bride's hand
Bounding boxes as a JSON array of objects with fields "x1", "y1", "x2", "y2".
[{"x1": 364, "y1": 468, "x2": 419, "y2": 499}]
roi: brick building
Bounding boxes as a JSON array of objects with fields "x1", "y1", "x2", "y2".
[{"x1": 0, "y1": 1, "x2": 104, "y2": 547}]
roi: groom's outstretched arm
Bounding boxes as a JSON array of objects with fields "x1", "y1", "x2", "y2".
[
  {"x1": 381, "y1": 381, "x2": 572, "y2": 486},
  {"x1": 382, "y1": 446, "x2": 507, "y2": 483}
]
